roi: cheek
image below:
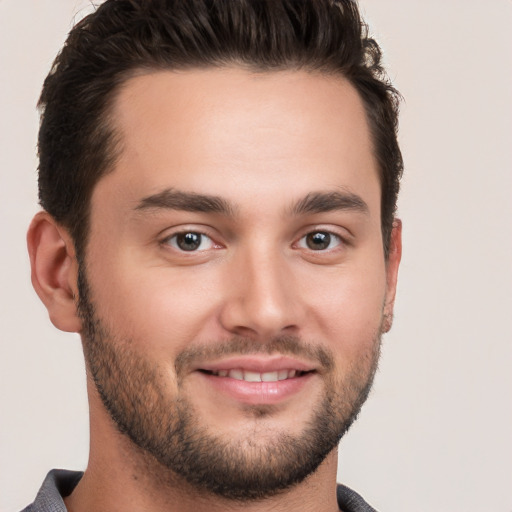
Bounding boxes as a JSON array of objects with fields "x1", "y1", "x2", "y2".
[
  {"x1": 86, "y1": 254, "x2": 226, "y2": 354},
  {"x1": 302, "y1": 262, "x2": 387, "y2": 352}
]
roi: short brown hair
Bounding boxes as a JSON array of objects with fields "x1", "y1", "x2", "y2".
[{"x1": 38, "y1": 0, "x2": 403, "y2": 259}]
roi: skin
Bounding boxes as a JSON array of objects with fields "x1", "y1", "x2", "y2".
[{"x1": 28, "y1": 68, "x2": 401, "y2": 512}]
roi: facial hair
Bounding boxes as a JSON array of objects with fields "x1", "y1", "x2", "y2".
[{"x1": 77, "y1": 266, "x2": 381, "y2": 501}]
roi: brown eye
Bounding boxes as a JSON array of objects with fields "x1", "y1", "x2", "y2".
[
  {"x1": 298, "y1": 231, "x2": 342, "y2": 251},
  {"x1": 167, "y1": 232, "x2": 214, "y2": 252},
  {"x1": 306, "y1": 232, "x2": 331, "y2": 250},
  {"x1": 177, "y1": 233, "x2": 201, "y2": 251}
]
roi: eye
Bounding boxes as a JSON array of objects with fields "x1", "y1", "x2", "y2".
[
  {"x1": 297, "y1": 231, "x2": 342, "y2": 251},
  {"x1": 165, "y1": 232, "x2": 215, "y2": 252}
]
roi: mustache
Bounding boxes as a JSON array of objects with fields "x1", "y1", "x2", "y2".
[{"x1": 174, "y1": 335, "x2": 335, "y2": 377}]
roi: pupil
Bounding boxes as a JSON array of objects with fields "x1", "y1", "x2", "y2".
[
  {"x1": 177, "y1": 232, "x2": 201, "y2": 251},
  {"x1": 307, "y1": 232, "x2": 330, "y2": 250}
]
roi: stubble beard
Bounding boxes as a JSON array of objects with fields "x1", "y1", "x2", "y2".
[{"x1": 77, "y1": 266, "x2": 381, "y2": 501}]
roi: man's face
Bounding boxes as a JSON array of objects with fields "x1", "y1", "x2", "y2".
[{"x1": 78, "y1": 68, "x2": 399, "y2": 499}]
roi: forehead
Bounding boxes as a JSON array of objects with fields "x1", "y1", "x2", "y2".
[{"x1": 97, "y1": 67, "x2": 379, "y2": 217}]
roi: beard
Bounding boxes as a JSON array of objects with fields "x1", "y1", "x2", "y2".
[{"x1": 77, "y1": 266, "x2": 381, "y2": 501}]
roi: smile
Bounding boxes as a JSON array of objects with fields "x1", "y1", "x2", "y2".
[
  {"x1": 195, "y1": 357, "x2": 317, "y2": 405},
  {"x1": 202, "y1": 369, "x2": 310, "y2": 382}
]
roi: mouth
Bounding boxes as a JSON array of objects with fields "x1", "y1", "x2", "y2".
[
  {"x1": 199, "y1": 368, "x2": 312, "y2": 382},
  {"x1": 193, "y1": 356, "x2": 318, "y2": 405}
]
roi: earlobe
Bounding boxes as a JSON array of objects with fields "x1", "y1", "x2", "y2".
[
  {"x1": 382, "y1": 218, "x2": 402, "y2": 333},
  {"x1": 27, "y1": 211, "x2": 82, "y2": 333}
]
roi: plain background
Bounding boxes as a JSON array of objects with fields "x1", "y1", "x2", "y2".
[{"x1": 1, "y1": 1, "x2": 511, "y2": 511}]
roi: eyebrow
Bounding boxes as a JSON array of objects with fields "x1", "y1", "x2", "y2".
[
  {"x1": 135, "y1": 189, "x2": 236, "y2": 216},
  {"x1": 134, "y1": 188, "x2": 368, "y2": 218},
  {"x1": 290, "y1": 191, "x2": 369, "y2": 216}
]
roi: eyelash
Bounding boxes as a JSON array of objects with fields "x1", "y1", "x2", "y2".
[
  {"x1": 162, "y1": 231, "x2": 218, "y2": 252},
  {"x1": 161, "y1": 228, "x2": 347, "y2": 255},
  {"x1": 296, "y1": 231, "x2": 344, "y2": 252}
]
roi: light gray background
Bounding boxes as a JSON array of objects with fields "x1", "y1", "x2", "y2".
[{"x1": 1, "y1": 1, "x2": 511, "y2": 511}]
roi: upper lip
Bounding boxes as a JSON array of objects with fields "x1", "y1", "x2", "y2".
[{"x1": 196, "y1": 355, "x2": 317, "y2": 373}]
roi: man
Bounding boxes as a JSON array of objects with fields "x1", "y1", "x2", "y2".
[{"x1": 23, "y1": 0, "x2": 402, "y2": 511}]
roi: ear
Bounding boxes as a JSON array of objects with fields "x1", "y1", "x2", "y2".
[
  {"x1": 27, "y1": 211, "x2": 82, "y2": 333},
  {"x1": 381, "y1": 218, "x2": 402, "y2": 333}
]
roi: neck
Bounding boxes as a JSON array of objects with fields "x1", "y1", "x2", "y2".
[{"x1": 65, "y1": 382, "x2": 340, "y2": 512}]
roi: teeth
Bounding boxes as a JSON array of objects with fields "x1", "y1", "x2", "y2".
[
  {"x1": 229, "y1": 369, "x2": 244, "y2": 380},
  {"x1": 278, "y1": 369, "x2": 289, "y2": 381},
  {"x1": 244, "y1": 371, "x2": 261, "y2": 382},
  {"x1": 261, "y1": 371, "x2": 279, "y2": 382},
  {"x1": 212, "y1": 369, "x2": 302, "y2": 382}
]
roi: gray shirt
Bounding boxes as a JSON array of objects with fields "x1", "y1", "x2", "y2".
[{"x1": 22, "y1": 469, "x2": 378, "y2": 512}]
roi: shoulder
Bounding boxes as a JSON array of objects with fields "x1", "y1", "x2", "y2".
[
  {"x1": 20, "y1": 469, "x2": 83, "y2": 512},
  {"x1": 337, "y1": 483, "x2": 379, "y2": 512}
]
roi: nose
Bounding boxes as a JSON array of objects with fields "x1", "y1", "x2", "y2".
[{"x1": 218, "y1": 245, "x2": 304, "y2": 340}]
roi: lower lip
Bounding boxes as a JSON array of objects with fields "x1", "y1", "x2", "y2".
[{"x1": 197, "y1": 372, "x2": 315, "y2": 405}]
